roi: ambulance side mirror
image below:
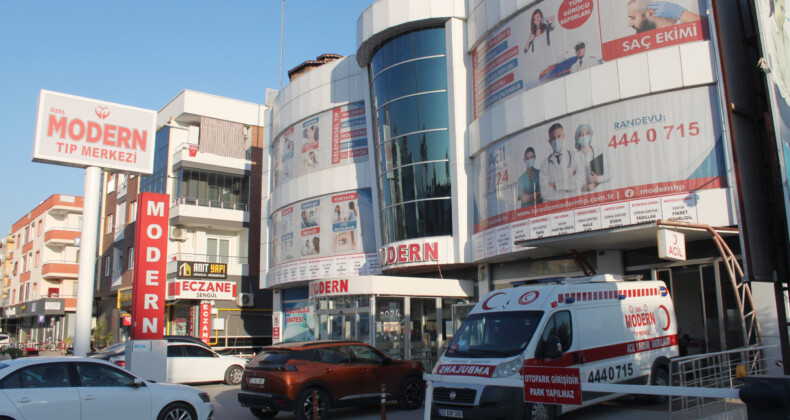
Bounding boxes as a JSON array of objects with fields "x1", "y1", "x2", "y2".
[{"x1": 539, "y1": 335, "x2": 563, "y2": 359}]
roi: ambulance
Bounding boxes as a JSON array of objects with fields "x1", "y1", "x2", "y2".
[{"x1": 430, "y1": 274, "x2": 678, "y2": 420}]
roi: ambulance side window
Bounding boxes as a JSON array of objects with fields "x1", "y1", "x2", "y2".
[{"x1": 540, "y1": 311, "x2": 572, "y2": 352}]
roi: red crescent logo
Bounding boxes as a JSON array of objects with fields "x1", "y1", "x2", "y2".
[
  {"x1": 481, "y1": 292, "x2": 507, "y2": 310},
  {"x1": 659, "y1": 305, "x2": 671, "y2": 331},
  {"x1": 518, "y1": 290, "x2": 539, "y2": 305}
]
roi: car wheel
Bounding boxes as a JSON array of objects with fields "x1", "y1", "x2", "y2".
[
  {"x1": 648, "y1": 368, "x2": 669, "y2": 404},
  {"x1": 250, "y1": 407, "x2": 279, "y2": 419},
  {"x1": 157, "y1": 402, "x2": 196, "y2": 420},
  {"x1": 225, "y1": 365, "x2": 244, "y2": 385},
  {"x1": 396, "y1": 376, "x2": 425, "y2": 410},
  {"x1": 523, "y1": 403, "x2": 555, "y2": 420},
  {"x1": 295, "y1": 387, "x2": 330, "y2": 420}
]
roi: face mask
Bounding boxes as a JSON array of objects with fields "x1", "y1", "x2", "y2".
[
  {"x1": 524, "y1": 158, "x2": 535, "y2": 169},
  {"x1": 551, "y1": 139, "x2": 564, "y2": 153},
  {"x1": 576, "y1": 135, "x2": 592, "y2": 148}
]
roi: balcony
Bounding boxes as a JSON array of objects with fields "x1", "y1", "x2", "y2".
[
  {"x1": 169, "y1": 197, "x2": 248, "y2": 229},
  {"x1": 42, "y1": 260, "x2": 79, "y2": 279},
  {"x1": 171, "y1": 142, "x2": 251, "y2": 176},
  {"x1": 166, "y1": 253, "x2": 248, "y2": 277},
  {"x1": 44, "y1": 227, "x2": 81, "y2": 247},
  {"x1": 114, "y1": 223, "x2": 126, "y2": 244},
  {"x1": 117, "y1": 180, "x2": 128, "y2": 201}
]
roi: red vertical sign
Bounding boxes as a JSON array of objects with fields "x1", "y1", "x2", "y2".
[
  {"x1": 199, "y1": 303, "x2": 211, "y2": 344},
  {"x1": 131, "y1": 192, "x2": 169, "y2": 340}
]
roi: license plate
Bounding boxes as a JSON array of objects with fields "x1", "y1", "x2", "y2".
[
  {"x1": 249, "y1": 377, "x2": 265, "y2": 385},
  {"x1": 438, "y1": 409, "x2": 463, "y2": 418}
]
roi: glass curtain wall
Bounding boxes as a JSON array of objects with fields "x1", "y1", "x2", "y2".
[
  {"x1": 139, "y1": 127, "x2": 170, "y2": 194},
  {"x1": 369, "y1": 28, "x2": 453, "y2": 244}
]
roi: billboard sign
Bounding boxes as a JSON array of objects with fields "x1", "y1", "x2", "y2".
[
  {"x1": 472, "y1": 0, "x2": 706, "y2": 118},
  {"x1": 176, "y1": 261, "x2": 227, "y2": 279},
  {"x1": 166, "y1": 279, "x2": 237, "y2": 301},
  {"x1": 33, "y1": 90, "x2": 156, "y2": 174},
  {"x1": 131, "y1": 192, "x2": 169, "y2": 340},
  {"x1": 523, "y1": 366, "x2": 583, "y2": 405},
  {"x1": 282, "y1": 301, "x2": 315, "y2": 342},
  {"x1": 472, "y1": 87, "x2": 727, "y2": 259}
]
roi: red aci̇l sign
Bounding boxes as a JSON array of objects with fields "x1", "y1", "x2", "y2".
[{"x1": 131, "y1": 192, "x2": 169, "y2": 340}]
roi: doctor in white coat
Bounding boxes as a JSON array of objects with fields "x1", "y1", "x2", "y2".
[{"x1": 539, "y1": 122, "x2": 584, "y2": 201}]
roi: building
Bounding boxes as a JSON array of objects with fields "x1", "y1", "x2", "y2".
[
  {"x1": 264, "y1": 0, "x2": 788, "y2": 371},
  {"x1": 1, "y1": 194, "x2": 83, "y2": 347},
  {"x1": 95, "y1": 90, "x2": 274, "y2": 350}
]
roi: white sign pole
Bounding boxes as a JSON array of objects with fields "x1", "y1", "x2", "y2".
[{"x1": 73, "y1": 166, "x2": 102, "y2": 357}]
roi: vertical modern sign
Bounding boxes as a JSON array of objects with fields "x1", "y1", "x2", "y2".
[
  {"x1": 200, "y1": 302, "x2": 211, "y2": 344},
  {"x1": 131, "y1": 192, "x2": 170, "y2": 339}
]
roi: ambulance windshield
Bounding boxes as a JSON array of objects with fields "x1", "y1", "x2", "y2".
[{"x1": 444, "y1": 311, "x2": 543, "y2": 358}]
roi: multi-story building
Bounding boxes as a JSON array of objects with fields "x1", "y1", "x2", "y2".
[
  {"x1": 1, "y1": 233, "x2": 16, "y2": 333},
  {"x1": 96, "y1": 90, "x2": 273, "y2": 350},
  {"x1": 2, "y1": 194, "x2": 82, "y2": 346},
  {"x1": 264, "y1": 0, "x2": 789, "y2": 371}
]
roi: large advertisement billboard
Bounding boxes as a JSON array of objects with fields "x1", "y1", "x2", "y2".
[
  {"x1": 268, "y1": 189, "x2": 380, "y2": 286},
  {"x1": 273, "y1": 101, "x2": 368, "y2": 188},
  {"x1": 131, "y1": 192, "x2": 169, "y2": 339},
  {"x1": 473, "y1": 0, "x2": 706, "y2": 118},
  {"x1": 282, "y1": 301, "x2": 315, "y2": 342},
  {"x1": 33, "y1": 90, "x2": 156, "y2": 174},
  {"x1": 472, "y1": 87, "x2": 726, "y2": 259}
]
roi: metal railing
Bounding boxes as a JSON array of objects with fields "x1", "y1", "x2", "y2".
[
  {"x1": 44, "y1": 226, "x2": 81, "y2": 233},
  {"x1": 168, "y1": 253, "x2": 248, "y2": 264},
  {"x1": 172, "y1": 142, "x2": 252, "y2": 161},
  {"x1": 42, "y1": 259, "x2": 79, "y2": 265},
  {"x1": 668, "y1": 344, "x2": 777, "y2": 417},
  {"x1": 171, "y1": 196, "x2": 248, "y2": 211}
]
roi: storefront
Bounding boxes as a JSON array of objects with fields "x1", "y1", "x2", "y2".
[
  {"x1": 305, "y1": 276, "x2": 473, "y2": 369},
  {"x1": 6, "y1": 298, "x2": 70, "y2": 347}
]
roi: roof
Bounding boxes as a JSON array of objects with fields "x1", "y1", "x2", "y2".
[{"x1": 287, "y1": 54, "x2": 344, "y2": 81}]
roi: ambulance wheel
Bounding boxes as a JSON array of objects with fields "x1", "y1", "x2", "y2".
[
  {"x1": 523, "y1": 402, "x2": 555, "y2": 420},
  {"x1": 648, "y1": 368, "x2": 669, "y2": 404}
]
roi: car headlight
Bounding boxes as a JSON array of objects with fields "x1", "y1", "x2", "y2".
[
  {"x1": 198, "y1": 392, "x2": 211, "y2": 403},
  {"x1": 492, "y1": 354, "x2": 524, "y2": 378}
]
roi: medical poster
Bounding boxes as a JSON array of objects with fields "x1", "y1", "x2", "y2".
[
  {"x1": 472, "y1": 86, "x2": 725, "y2": 245},
  {"x1": 273, "y1": 101, "x2": 368, "y2": 188},
  {"x1": 268, "y1": 189, "x2": 379, "y2": 286},
  {"x1": 283, "y1": 301, "x2": 315, "y2": 342},
  {"x1": 472, "y1": 0, "x2": 708, "y2": 119}
]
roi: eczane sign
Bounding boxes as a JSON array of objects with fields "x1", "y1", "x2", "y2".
[{"x1": 33, "y1": 90, "x2": 156, "y2": 174}]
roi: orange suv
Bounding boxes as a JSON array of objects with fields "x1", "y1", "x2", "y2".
[{"x1": 238, "y1": 340, "x2": 425, "y2": 419}]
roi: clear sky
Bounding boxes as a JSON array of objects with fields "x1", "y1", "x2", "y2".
[{"x1": 0, "y1": 0, "x2": 374, "y2": 233}]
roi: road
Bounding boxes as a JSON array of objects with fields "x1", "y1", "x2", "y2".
[{"x1": 196, "y1": 384, "x2": 741, "y2": 420}]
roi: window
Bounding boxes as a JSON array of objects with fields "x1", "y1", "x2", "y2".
[
  {"x1": 127, "y1": 247, "x2": 134, "y2": 270},
  {"x1": 0, "y1": 363, "x2": 72, "y2": 389},
  {"x1": 22, "y1": 254, "x2": 27, "y2": 272},
  {"x1": 104, "y1": 256, "x2": 110, "y2": 276},
  {"x1": 75, "y1": 362, "x2": 135, "y2": 387},
  {"x1": 106, "y1": 214, "x2": 114, "y2": 234},
  {"x1": 317, "y1": 347, "x2": 351, "y2": 364},
  {"x1": 130, "y1": 201, "x2": 137, "y2": 223},
  {"x1": 34, "y1": 251, "x2": 39, "y2": 268},
  {"x1": 349, "y1": 345, "x2": 385, "y2": 363},
  {"x1": 207, "y1": 238, "x2": 230, "y2": 263},
  {"x1": 24, "y1": 284, "x2": 29, "y2": 301},
  {"x1": 37, "y1": 220, "x2": 42, "y2": 236},
  {"x1": 183, "y1": 346, "x2": 214, "y2": 358},
  {"x1": 13, "y1": 262, "x2": 17, "y2": 276},
  {"x1": 23, "y1": 226, "x2": 29, "y2": 243},
  {"x1": 539, "y1": 311, "x2": 573, "y2": 353},
  {"x1": 107, "y1": 174, "x2": 116, "y2": 194},
  {"x1": 167, "y1": 346, "x2": 185, "y2": 357}
]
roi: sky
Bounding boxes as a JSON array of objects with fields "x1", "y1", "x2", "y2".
[{"x1": 0, "y1": 0, "x2": 374, "y2": 233}]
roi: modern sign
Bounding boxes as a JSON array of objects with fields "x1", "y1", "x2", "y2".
[
  {"x1": 523, "y1": 366, "x2": 582, "y2": 406},
  {"x1": 167, "y1": 279, "x2": 237, "y2": 301},
  {"x1": 657, "y1": 229, "x2": 687, "y2": 261},
  {"x1": 33, "y1": 90, "x2": 156, "y2": 174},
  {"x1": 177, "y1": 261, "x2": 227, "y2": 279},
  {"x1": 131, "y1": 192, "x2": 169, "y2": 339},
  {"x1": 379, "y1": 241, "x2": 439, "y2": 267}
]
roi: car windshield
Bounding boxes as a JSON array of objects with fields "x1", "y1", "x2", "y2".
[
  {"x1": 95, "y1": 343, "x2": 125, "y2": 354},
  {"x1": 444, "y1": 311, "x2": 543, "y2": 358},
  {"x1": 250, "y1": 348, "x2": 293, "y2": 365}
]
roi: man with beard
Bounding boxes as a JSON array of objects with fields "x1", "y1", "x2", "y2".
[{"x1": 627, "y1": 0, "x2": 701, "y2": 33}]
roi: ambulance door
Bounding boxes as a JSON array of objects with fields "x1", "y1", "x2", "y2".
[
  {"x1": 534, "y1": 310, "x2": 576, "y2": 365},
  {"x1": 576, "y1": 305, "x2": 634, "y2": 400}
]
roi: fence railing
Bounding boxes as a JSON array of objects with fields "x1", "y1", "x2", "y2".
[
  {"x1": 168, "y1": 253, "x2": 248, "y2": 265},
  {"x1": 171, "y1": 196, "x2": 248, "y2": 212},
  {"x1": 668, "y1": 344, "x2": 777, "y2": 417}
]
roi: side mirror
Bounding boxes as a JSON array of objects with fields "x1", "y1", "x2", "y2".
[
  {"x1": 132, "y1": 378, "x2": 146, "y2": 388},
  {"x1": 382, "y1": 357, "x2": 393, "y2": 365},
  {"x1": 539, "y1": 336, "x2": 563, "y2": 360}
]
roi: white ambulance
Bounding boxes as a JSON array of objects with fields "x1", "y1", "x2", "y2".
[{"x1": 430, "y1": 274, "x2": 678, "y2": 420}]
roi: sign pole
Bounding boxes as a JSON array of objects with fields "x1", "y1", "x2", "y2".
[{"x1": 73, "y1": 166, "x2": 102, "y2": 357}]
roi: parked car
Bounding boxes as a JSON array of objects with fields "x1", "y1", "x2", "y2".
[
  {"x1": 163, "y1": 335, "x2": 211, "y2": 349},
  {"x1": 238, "y1": 340, "x2": 425, "y2": 420},
  {"x1": 89, "y1": 336, "x2": 211, "y2": 361},
  {"x1": 0, "y1": 333, "x2": 10, "y2": 347},
  {"x1": 109, "y1": 342, "x2": 247, "y2": 385},
  {"x1": 0, "y1": 356, "x2": 213, "y2": 420}
]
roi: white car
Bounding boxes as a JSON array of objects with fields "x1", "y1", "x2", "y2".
[
  {"x1": 0, "y1": 357, "x2": 213, "y2": 420},
  {"x1": 112, "y1": 342, "x2": 247, "y2": 385}
]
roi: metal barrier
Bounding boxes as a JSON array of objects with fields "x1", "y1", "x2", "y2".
[{"x1": 668, "y1": 345, "x2": 777, "y2": 417}]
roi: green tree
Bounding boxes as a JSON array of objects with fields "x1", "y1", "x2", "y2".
[{"x1": 92, "y1": 320, "x2": 113, "y2": 348}]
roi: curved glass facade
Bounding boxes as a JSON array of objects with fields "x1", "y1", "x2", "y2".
[{"x1": 370, "y1": 27, "x2": 452, "y2": 244}]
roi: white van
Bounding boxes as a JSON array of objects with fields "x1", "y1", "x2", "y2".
[{"x1": 430, "y1": 274, "x2": 678, "y2": 420}]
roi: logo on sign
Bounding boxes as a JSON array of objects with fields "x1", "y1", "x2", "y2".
[
  {"x1": 518, "y1": 290, "x2": 539, "y2": 305},
  {"x1": 95, "y1": 106, "x2": 110, "y2": 120}
]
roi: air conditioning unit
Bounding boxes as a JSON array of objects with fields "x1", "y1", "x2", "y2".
[
  {"x1": 236, "y1": 293, "x2": 254, "y2": 308},
  {"x1": 169, "y1": 227, "x2": 186, "y2": 241}
]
